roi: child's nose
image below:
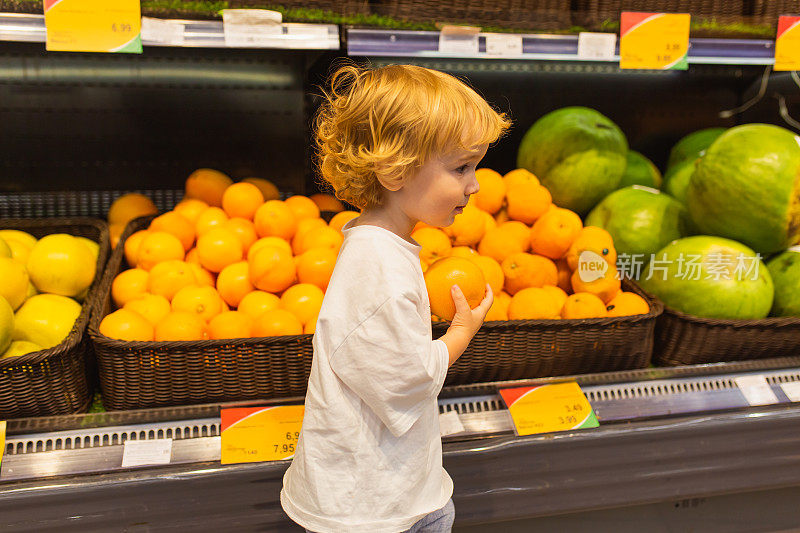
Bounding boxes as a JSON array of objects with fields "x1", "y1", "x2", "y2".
[{"x1": 466, "y1": 174, "x2": 480, "y2": 195}]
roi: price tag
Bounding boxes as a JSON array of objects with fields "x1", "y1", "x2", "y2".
[
  {"x1": 221, "y1": 405, "x2": 304, "y2": 464},
  {"x1": 734, "y1": 375, "x2": 779, "y2": 406},
  {"x1": 780, "y1": 381, "x2": 800, "y2": 402},
  {"x1": 499, "y1": 382, "x2": 599, "y2": 436},
  {"x1": 577, "y1": 32, "x2": 617, "y2": 60},
  {"x1": 141, "y1": 17, "x2": 185, "y2": 46},
  {"x1": 439, "y1": 410, "x2": 465, "y2": 437},
  {"x1": 775, "y1": 16, "x2": 800, "y2": 71},
  {"x1": 222, "y1": 9, "x2": 283, "y2": 48},
  {"x1": 485, "y1": 34, "x2": 523, "y2": 57},
  {"x1": 44, "y1": 0, "x2": 142, "y2": 53},
  {"x1": 620, "y1": 12, "x2": 690, "y2": 70},
  {"x1": 121, "y1": 439, "x2": 172, "y2": 468},
  {"x1": 439, "y1": 25, "x2": 480, "y2": 56},
  {"x1": 0, "y1": 421, "x2": 5, "y2": 470}
]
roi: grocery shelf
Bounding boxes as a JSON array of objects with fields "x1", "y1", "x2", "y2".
[
  {"x1": 347, "y1": 28, "x2": 775, "y2": 66},
  {"x1": 0, "y1": 13, "x2": 339, "y2": 50}
]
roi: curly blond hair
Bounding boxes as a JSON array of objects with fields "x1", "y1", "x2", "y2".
[{"x1": 314, "y1": 63, "x2": 511, "y2": 210}]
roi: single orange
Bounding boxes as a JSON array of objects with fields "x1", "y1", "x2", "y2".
[
  {"x1": 285, "y1": 195, "x2": 321, "y2": 222},
  {"x1": 443, "y1": 205, "x2": 486, "y2": 246},
  {"x1": 562, "y1": 292, "x2": 608, "y2": 319},
  {"x1": 149, "y1": 211, "x2": 196, "y2": 252},
  {"x1": 173, "y1": 198, "x2": 209, "y2": 225},
  {"x1": 222, "y1": 217, "x2": 259, "y2": 253},
  {"x1": 304, "y1": 313, "x2": 319, "y2": 334},
  {"x1": 280, "y1": 283, "x2": 324, "y2": 326},
  {"x1": 478, "y1": 226, "x2": 526, "y2": 264},
  {"x1": 237, "y1": 290, "x2": 281, "y2": 319},
  {"x1": 501, "y1": 252, "x2": 558, "y2": 295},
  {"x1": 507, "y1": 287, "x2": 562, "y2": 320},
  {"x1": 185, "y1": 168, "x2": 233, "y2": 207},
  {"x1": 196, "y1": 227, "x2": 244, "y2": 273},
  {"x1": 450, "y1": 246, "x2": 478, "y2": 259},
  {"x1": 571, "y1": 266, "x2": 621, "y2": 304},
  {"x1": 111, "y1": 268, "x2": 149, "y2": 307},
  {"x1": 99, "y1": 309, "x2": 154, "y2": 341},
  {"x1": 530, "y1": 207, "x2": 583, "y2": 260},
  {"x1": 222, "y1": 181, "x2": 264, "y2": 220},
  {"x1": 188, "y1": 263, "x2": 215, "y2": 287},
  {"x1": 506, "y1": 182, "x2": 552, "y2": 225},
  {"x1": 124, "y1": 229, "x2": 151, "y2": 267},
  {"x1": 296, "y1": 226, "x2": 343, "y2": 255},
  {"x1": 249, "y1": 245, "x2": 296, "y2": 293},
  {"x1": 500, "y1": 221, "x2": 531, "y2": 252},
  {"x1": 565, "y1": 226, "x2": 618, "y2": 272},
  {"x1": 473, "y1": 168, "x2": 507, "y2": 214},
  {"x1": 292, "y1": 218, "x2": 328, "y2": 255},
  {"x1": 171, "y1": 285, "x2": 225, "y2": 322},
  {"x1": 329, "y1": 211, "x2": 360, "y2": 233},
  {"x1": 254, "y1": 200, "x2": 298, "y2": 241},
  {"x1": 146, "y1": 260, "x2": 198, "y2": 301},
  {"x1": 424, "y1": 257, "x2": 486, "y2": 321},
  {"x1": 606, "y1": 291, "x2": 650, "y2": 317},
  {"x1": 470, "y1": 255, "x2": 504, "y2": 296},
  {"x1": 248, "y1": 236, "x2": 292, "y2": 261},
  {"x1": 108, "y1": 193, "x2": 158, "y2": 226},
  {"x1": 207, "y1": 311, "x2": 253, "y2": 340},
  {"x1": 296, "y1": 247, "x2": 338, "y2": 291},
  {"x1": 542, "y1": 285, "x2": 568, "y2": 312},
  {"x1": 155, "y1": 310, "x2": 206, "y2": 341},
  {"x1": 485, "y1": 290, "x2": 512, "y2": 321},
  {"x1": 503, "y1": 168, "x2": 540, "y2": 189},
  {"x1": 216, "y1": 261, "x2": 254, "y2": 308},
  {"x1": 124, "y1": 294, "x2": 171, "y2": 326},
  {"x1": 242, "y1": 177, "x2": 280, "y2": 201},
  {"x1": 252, "y1": 309, "x2": 304, "y2": 337},
  {"x1": 136, "y1": 231, "x2": 185, "y2": 271},
  {"x1": 412, "y1": 227, "x2": 452, "y2": 265},
  {"x1": 195, "y1": 206, "x2": 229, "y2": 237},
  {"x1": 309, "y1": 193, "x2": 344, "y2": 213}
]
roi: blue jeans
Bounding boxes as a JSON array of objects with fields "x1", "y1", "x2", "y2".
[{"x1": 304, "y1": 499, "x2": 455, "y2": 533}]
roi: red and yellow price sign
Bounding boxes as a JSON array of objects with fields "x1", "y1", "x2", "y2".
[
  {"x1": 775, "y1": 16, "x2": 800, "y2": 71},
  {"x1": 44, "y1": 0, "x2": 142, "y2": 53},
  {"x1": 620, "y1": 12, "x2": 690, "y2": 70},
  {"x1": 0, "y1": 421, "x2": 5, "y2": 469},
  {"x1": 499, "y1": 382, "x2": 599, "y2": 436},
  {"x1": 220, "y1": 405, "x2": 304, "y2": 464}
]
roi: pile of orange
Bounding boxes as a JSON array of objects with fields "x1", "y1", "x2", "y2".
[
  {"x1": 100, "y1": 168, "x2": 357, "y2": 342},
  {"x1": 421, "y1": 168, "x2": 650, "y2": 321}
]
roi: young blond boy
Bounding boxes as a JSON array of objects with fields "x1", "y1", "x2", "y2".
[{"x1": 281, "y1": 64, "x2": 510, "y2": 532}]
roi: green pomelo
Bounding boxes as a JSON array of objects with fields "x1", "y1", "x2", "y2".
[
  {"x1": 667, "y1": 127, "x2": 726, "y2": 169},
  {"x1": 767, "y1": 248, "x2": 800, "y2": 317},
  {"x1": 619, "y1": 151, "x2": 662, "y2": 189},
  {"x1": 0, "y1": 297, "x2": 13, "y2": 355},
  {"x1": 0, "y1": 237, "x2": 11, "y2": 259},
  {"x1": 639, "y1": 236, "x2": 773, "y2": 319},
  {"x1": 14, "y1": 294, "x2": 81, "y2": 349},
  {"x1": 687, "y1": 124, "x2": 800, "y2": 255},
  {"x1": 585, "y1": 186, "x2": 690, "y2": 258},
  {"x1": 662, "y1": 159, "x2": 695, "y2": 204},
  {"x1": 517, "y1": 106, "x2": 628, "y2": 214},
  {"x1": 2, "y1": 340, "x2": 42, "y2": 359}
]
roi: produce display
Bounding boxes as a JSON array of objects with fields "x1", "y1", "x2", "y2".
[{"x1": 0, "y1": 230, "x2": 98, "y2": 358}]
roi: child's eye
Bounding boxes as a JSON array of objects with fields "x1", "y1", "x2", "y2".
[{"x1": 455, "y1": 164, "x2": 469, "y2": 174}]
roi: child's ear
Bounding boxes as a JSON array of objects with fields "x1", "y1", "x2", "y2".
[{"x1": 376, "y1": 171, "x2": 406, "y2": 192}]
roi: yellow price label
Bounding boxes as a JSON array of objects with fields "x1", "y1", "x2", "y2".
[
  {"x1": 620, "y1": 12, "x2": 690, "y2": 70},
  {"x1": 220, "y1": 405, "x2": 304, "y2": 464},
  {"x1": 775, "y1": 16, "x2": 800, "y2": 71},
  {"x1": 44, "y1": 0, "x2": 142, "y2": 53},
  {"x1": 500, "y1": 382, "x2": 599, "y2": 436},
  {"x1": 0, "y1": 421, "x2": 5, "y2": 470}
]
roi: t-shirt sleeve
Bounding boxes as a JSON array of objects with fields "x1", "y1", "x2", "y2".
[{"x1": 328, "y1": 293, "x2": 449, "y2": 437}]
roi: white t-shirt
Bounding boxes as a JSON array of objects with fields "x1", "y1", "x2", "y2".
[{"x1": 281, "y1": 222, "x2": 453, "y2": 533}]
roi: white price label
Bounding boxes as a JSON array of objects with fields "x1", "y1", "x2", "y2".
[
  {"x1": 734, "y1": 375, "x2": 778, "y2": 406},
  {"x1": 223, "y1": 9, "x2": 282, "y2": 48},
  {"x1": 577, "y1": 32, "x2": 617, "y2": 60},
  {"x1": 141, "y1": 17, "x2": 185, "y2": 46},
  {"x1": 439, "y1": 410, "x2": 465, "y2": 437},
  {"x1": 439, "y1": 26, "x2": 479, "y2": 55},
  {"x1": 780, "y1": 381, "x2": 800, "y2": 402},
  {"x1": 485, "y1": 34, "x2": 523, "y2": 57},
  {"x1": 122, "y1": 439, "x2": 173, "y2": 468}
]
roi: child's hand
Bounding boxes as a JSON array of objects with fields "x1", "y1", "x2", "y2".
[{"x1": 441, "y1": 284, "x2": 493, "y2": 366}]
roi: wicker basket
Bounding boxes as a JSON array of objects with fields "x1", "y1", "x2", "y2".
[
  {"x1": 647, "y1": 302, "x2": 800, "y2": 367},
  {"x1": 749, "y1": 1, "x2": 800, "y2": 26},
  {"x1": 0, "y1": 190, "x2": 183, "y2": 219},
  {"x1": 228, "y1": 0, "x2": 371, "y2": 16},
  {"x1": 373, "y1": 0, "x2": 571, "y2": 32},
  {"x1": 573, "y1": 0, "x2": 744, "y2": 30},
  {"x1": 0, "y1": 218, "x2": 110, "y2": 419},
  {"x1": 437, "y1": 281, "x2": 662, "y2": 385},
  {"x1": 88, "y1": 216, "x2": 313, "y2": 410}
]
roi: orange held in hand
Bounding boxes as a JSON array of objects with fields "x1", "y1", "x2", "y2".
[{"x1": 424, "y1": 257, "x2": 487, "y2": 321}]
